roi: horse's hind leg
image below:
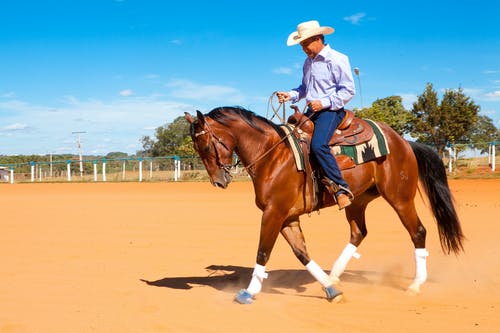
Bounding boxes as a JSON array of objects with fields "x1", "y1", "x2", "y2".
[
  {"x1": 381, "y1": 174, "x2": 428, "y2": 293},
  {"x1": 281, "y1": 219, "x2": 343, "y2": 302},
  {"x1": 390, "y1": 201, "x2": 429, "y2": 294}
]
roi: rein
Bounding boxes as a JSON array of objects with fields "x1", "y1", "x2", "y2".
[
  {"x1": 195, "y1": 101, "x2": 311, "y2": 175},
  {"x1": 267, "y1": 91, "x2": 287, "y2": 124},
  {"x1": 241, "y1": 104, "x2": 311, "y2": 172}
]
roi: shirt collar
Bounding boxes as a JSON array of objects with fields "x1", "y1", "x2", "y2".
[{"x1": 316, "y1": 44, "x2": 331, "y2": 60}]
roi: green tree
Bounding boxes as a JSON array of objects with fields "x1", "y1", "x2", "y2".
[
  {"x1": 106, "y1": 152, "x2": 129, "y2": 159},
  {"x1": 468, "y1": 115, "x2": 499, "y2": 153},
  {"x1": 177, "y1": 136, "x2": 196, "y2": 156},
  {"x1": 354, "y1": 96, "x2": 413, "y2": 135},
  {"x1": 141, "y1": 116, "x2": 192, "y2": 157},
  {"x1": 439, "y1": 87, "x2": 479, "y2": 145},
  {"x1": 408, "y1": 83, "x2": 480, "y2": 154},
  {"x1": 408, "y1": 83, "x2": 441, "y2": 148}
]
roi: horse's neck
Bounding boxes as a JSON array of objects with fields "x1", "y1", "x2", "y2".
[{"x1": 234, "y1": 126, "x2": 287, "y2": 172}]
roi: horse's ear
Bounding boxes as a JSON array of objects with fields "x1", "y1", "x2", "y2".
[
  {"x1": 196, "y1": 110, "x2": 206, "y2": 126},
  {"x1": 184, "y1": 112, "x2": 195, "y2": 124}
]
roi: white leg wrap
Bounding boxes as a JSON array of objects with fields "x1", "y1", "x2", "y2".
[
  {"x1": 408, "y1": 248, "x2": 429, "y2": 294},
  {"x1": 331, "y1": 243, "x2": 360, "y2": 278},
  {"x1": 306, "y1": 260, "x2": 332, "y2": 288},
  {"x1": 246, "y1": 264, "x2": 268, "y2": 295},
  {"x1": 414, "y1": 248, "x2": 429, "y2": 284}
]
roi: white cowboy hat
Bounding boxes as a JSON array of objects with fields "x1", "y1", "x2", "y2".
[{"x1": 286, "y1": 20, "x2": 334, "y2": 46}]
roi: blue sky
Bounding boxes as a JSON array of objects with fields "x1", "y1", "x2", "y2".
[{"x1": 1, "y1": 0, "x2": 499, "y2": 155}]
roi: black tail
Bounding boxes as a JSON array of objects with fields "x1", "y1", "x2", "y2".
[{"x1": 409, "y1": 141, "x2": 464, "y2": 254}]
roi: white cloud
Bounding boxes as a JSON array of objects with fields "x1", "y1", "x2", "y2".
[
  {"x1": 1, "y1": 92, "x2": 16, "y2": 98},
  {"x1": 273, "y1": 67, "x2": 292, "y2": 75},
  {"x1": 0, "y1": 95, "x2": 195, "y2": 155},
  {"x1": 1, "y1": 123, "x2": 29, "y2": 131},
  {"x1": 481, "y1": 108, "x2": 497, "y2": 117},
  {"x1": 0, "y1": 78, "x2": 255, "y2": 155},
  {"x1": 398, "y1": 93, "x2": 418, "y2": 109},
  {"x1": 0, "y1": 99, "x2": 53, "y2": 114},
  {"x1": 460, "y1": 88, "x2": 483, "y2": 98},
  {"x1": 344, "y1": 13, "x2": 366, "y2": 25},
  {"x1": 166, "y1": 79, "x2": 245, "y2": 103},
  {"x1": 484, "y1": 90, "x2": 500, "y2": 100},
  {"x1": 119, "y1": 89, "x2": 134, "y2": 97},
  {"x1": 460, "y1": 88, "x2": 500, "y2": 101}
]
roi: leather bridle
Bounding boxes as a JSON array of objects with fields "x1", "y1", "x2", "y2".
[
  {"x1": 193, "y1": 118, "x2": 235, "y2": 175},
  {"x1": 193, "y1": 106, "x2": 310, "y2": 175}
]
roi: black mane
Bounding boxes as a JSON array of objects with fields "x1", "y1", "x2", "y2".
[{"x1": 206, "y1": 106, "x2": 282, "y2": 134}]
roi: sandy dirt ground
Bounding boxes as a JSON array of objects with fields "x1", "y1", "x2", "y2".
[{"x1": 0, "y1": 179, "x2": 499, "y2": 333}]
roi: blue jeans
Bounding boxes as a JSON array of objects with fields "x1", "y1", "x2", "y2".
[{"x1": 307, "y1": 108, "x2": 350, "y2": 190}]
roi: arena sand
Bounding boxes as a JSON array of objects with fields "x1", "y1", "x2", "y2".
[{"x1": 0, "y1": 180, "x2": 499, "y2": 333}]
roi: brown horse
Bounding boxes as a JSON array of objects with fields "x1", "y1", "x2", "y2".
[{"x1": 184, "y1": 106, "x2": 464, "y2": 304}]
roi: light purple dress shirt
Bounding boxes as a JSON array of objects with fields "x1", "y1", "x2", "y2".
[{"x1": 288, "y1": 44, "x2": 356, "y2": 110}]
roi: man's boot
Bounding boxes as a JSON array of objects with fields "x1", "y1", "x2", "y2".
[{"x1": 321, "y1": 178, "x2": 354, "y2": 210}]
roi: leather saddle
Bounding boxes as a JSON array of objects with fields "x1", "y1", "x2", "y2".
[
  {"x1": 285, "y1": 106, "x2": 375, "y2": 213},
  {"x1": 287, "y1": 106, "x2": 374, "y2": 150},
  {"x1": 329, "y1": 110, "x2": 374, "y2": 146}
]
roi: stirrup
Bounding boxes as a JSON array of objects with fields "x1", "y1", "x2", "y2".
[
  {"x1": 321, "y1": 178, "x2": 354, "y2": 201},
  {"x1": 336, "y1": 185, "x2": 354, "y2": 201}
]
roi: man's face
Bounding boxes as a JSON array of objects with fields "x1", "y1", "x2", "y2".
[{"x1": 300, "y1": 35, "x2": 323, "y2": 58}]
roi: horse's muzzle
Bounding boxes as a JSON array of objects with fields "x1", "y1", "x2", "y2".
[{"x1": 211, "y1": 169, "x2": 232, "y2": 189}]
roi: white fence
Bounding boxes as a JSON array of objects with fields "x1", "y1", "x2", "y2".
[
  {"x1": 445, "y1": 142, "x2": 497, "y2": 173},
  {"x1": 1, "y1": 156, "x2": 186, "y2": 184}
]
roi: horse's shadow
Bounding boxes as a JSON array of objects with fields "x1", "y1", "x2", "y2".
[{"x1": 140, "y1": 264, "x2": 398, "y2": 295}]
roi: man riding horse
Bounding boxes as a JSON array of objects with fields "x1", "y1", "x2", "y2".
[{"x1": 277, "y1": 20, "x2": 355, "y2": 210}]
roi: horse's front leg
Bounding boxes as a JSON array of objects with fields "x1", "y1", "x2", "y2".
[
  {"x1": 234, "y1": 208, "x2": 285, "y2": 304},
  {"x1": 281, "y1": 219, "x2": 343, "y2": 302}
]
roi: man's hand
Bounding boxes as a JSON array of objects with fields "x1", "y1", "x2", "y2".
[
  {"x1": 308, "y1": 100, "x2": 323, "y2": 112},
  {"x1": 276, "y1": 92, "x2": 290, "y2": 103}
]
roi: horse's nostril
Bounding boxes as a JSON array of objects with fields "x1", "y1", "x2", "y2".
[{"x1": 214, "y1": 181, "x2": 227, "y2": 189}]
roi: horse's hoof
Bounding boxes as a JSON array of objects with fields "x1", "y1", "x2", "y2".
[
  {"x1": 324, "y1": 286, "x2": 343, "y2": 303},
  {"x1": 234, "y1": 289, "x2": 254, "y2": 304},
  {"x1": 407, "y1": 283, "x2": 421, "y2": 296}
]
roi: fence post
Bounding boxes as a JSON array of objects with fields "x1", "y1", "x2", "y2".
[
  {"x1": 174, "y1": 156, "x2": 181, "y2": 181},
  {"x1": 178, "y1": 157, "x2": 181, "y2": 180},
  {"x1": 446, "y1": 147, "x2": 452, "y2": 173},
  {"x1": 102, "y1": 158, "x2": 107, "y2": 182},
  {"x1": 149, "y1": 159, "x2": 153, "y2": 179},
  {"x1": 122, "y1": 160, "x2": 126, "y2": 180},
  {"x1": 30, "y1": 162, "x2": 35, "y2": 182},
  {"x1": 139, "y1": 158, "x2": 143, "y2": 182},
  {"x1": 173, "y1": 158, "x2": 177, "y2": 181},
  {"x1": 93, "y1": 161, "x2": 97, "y2": 181},
  {"x1": 10, "y1": 167, "x2": 14, "y2": 184},
  {"x1": 67, "y1": 160, "x2": 71, "y2": 181},
  {"x1": 492, "y1": 143, "x2": 496, "y2": 172},
  {"x1": 488, "y1": 144, "x2": 492, "y2": 165}
]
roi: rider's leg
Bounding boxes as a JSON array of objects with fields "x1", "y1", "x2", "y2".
[{"x1": 310, "y1": 109, "x2": 353, "y2": 208}]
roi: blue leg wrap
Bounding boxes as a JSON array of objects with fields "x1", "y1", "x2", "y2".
[
  {"x1": 234, "y1": 289, "x2": 254, "y2": 304},
  {"x1": 324, "y1": 286, "x2": 343, "y2": 302}
]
